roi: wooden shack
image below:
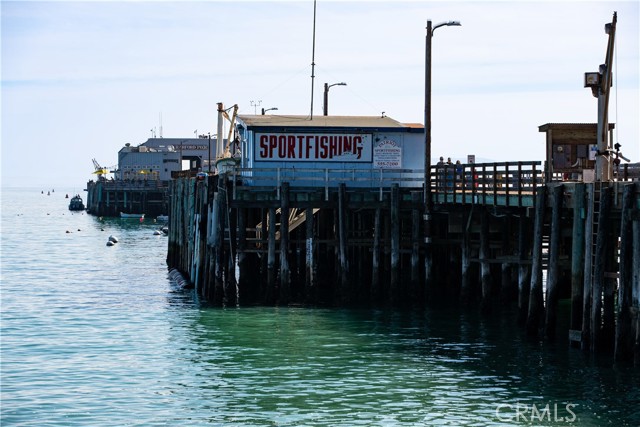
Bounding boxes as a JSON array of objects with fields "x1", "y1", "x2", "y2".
[{"x1": 539, "y1": 123, "x2": 615, "y2": 182}]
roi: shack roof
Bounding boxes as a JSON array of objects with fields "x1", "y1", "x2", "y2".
[
  {"x1": 538, "y1": 123, "x2": 615, "y2": 132},
  {"x1": 237, "y1": 115, "x2": 424, "y2": 133}
]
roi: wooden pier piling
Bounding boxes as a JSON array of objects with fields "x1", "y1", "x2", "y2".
[
  {"x1": 527, "y1": 186, "x2": 546, "y2": 337},
  {"x1": 166, "y1": 161, "x2": 639, "y2": 361},
  {"x1": 544, "y1": 184, "x2": 564, "y2": 339}
]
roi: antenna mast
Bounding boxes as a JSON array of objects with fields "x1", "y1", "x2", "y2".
[{"x1": 309, "y1": 0, "x2": 317, "y2": 120}]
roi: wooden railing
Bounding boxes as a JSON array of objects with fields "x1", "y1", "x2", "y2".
[
  {"x1": 227, "y1": 161, "x2": 543, "y2": 206},
  {"x1": 432, "y1": 161, "x2": 542, "y2": 206},
  {"x1": 230, "y1": 167, "x2": 423, "y2": 201}
]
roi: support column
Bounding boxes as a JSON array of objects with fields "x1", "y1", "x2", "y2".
[
  {"x1": 545, "y1": 184, "x2": 563, "y2": 339},
  {"x1": 371, "y1": 207, "x2": 381, "y2": 303},
  {"x1": 591, "y1": 186, "x2": 612, "y2": 352},
  {"x1": 527, "y1": 187, "x2": 547, "y2": 337},
  {"x1": 615, "y1": 183, "x2": 635, "y2": 362},
  {"x1": 582, "y1": 183, "x2": 595, "y2": 350},
  {"x1": 305, "y1": 207, "x2": 316, "y2": 303},
  {"x1": 266, "y1": 206, "x2": 277, "y2": 304},
  {"x1": 570, "y1": 183, "x2": 585, "y2": 341},
  {"x1": 390, "y1": 184, "x2": 401, "y2": 304},
  {"x1": 411, "y1": 192, "x2": 421, "y2": 301},
  {"x1": 279, "y1": 183, "x2": 291, "y2": 304},
  {"x1": 337, "y1": 183, "x2": 349, "y2": 303},
  {"x1": 479, "y1": 209, "x2": 492, "y2": 314},
  {"x1": 460, "y1": 211, "x2": 472, "y2": 305}
]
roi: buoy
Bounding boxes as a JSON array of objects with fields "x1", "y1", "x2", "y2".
[
  {"x1": 106, "y1": 241, "x2": 115, "y2": 247},
  {"x1": 108, "y1": 235, "x2": 118, "y2": 243},
  {"x1": 66, "y1": 230, "x2": 71, "y2": 233},
  {"x1": 153, "y1": 230, "x2": 162, "y2": 235}
]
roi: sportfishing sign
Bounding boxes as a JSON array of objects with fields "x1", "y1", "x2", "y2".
[{"x1": 254, "y1": 133, "x2": 372, "y2": 162}]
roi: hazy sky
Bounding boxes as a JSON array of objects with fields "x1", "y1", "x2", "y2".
[{"x1": 2, "y1": 0, "x2": 638, "y2": 188}]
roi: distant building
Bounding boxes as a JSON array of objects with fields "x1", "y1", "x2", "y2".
[{"x1": 117, "y1": 137, "x2": 219, "y2": 181}]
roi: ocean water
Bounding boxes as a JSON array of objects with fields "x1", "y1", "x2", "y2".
[{"x1": 1, "y1": 187, "x2": 639, "y2": 427}]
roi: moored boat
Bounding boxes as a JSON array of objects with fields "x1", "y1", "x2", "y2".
[
  {"x1": 120, "y1": 212, "x2": 145, "y2": 219},
  {"x1": 68, "y1": 195, "x2": 85, "y2": 211}
]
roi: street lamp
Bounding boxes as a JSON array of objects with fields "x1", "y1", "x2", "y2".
[
  {"x1": 261, "y1": 107, "x2": 278, "y2": 115},
  {"x1": 323, "y1": 82, "x2": 347, "y2": 116},
  {"x1": 425, "y1": 20, "x2": 460, "y2": 208},
  {"x1": 424, "y1": 19, "x2": 460, "y2": 288}
]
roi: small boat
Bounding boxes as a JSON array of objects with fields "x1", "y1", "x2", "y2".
[
  {"x1": 120, "y1": 212, "x2": 145, "y2": 219},
  {"x1": 68, "y1": 194, "x2": 85, "y2": 211}
]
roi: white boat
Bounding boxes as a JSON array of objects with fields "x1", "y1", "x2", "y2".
[{"x1": 120, "y1": 212, "x2": 145, "y2": 219}]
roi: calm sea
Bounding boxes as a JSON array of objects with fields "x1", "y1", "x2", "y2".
[{"x1": 1, "y1": 187, "x2": 638, "y2": 426}]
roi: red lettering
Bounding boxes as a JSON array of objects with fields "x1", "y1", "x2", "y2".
[
  {"x1": 269, "y1": 135, "x2": 278, "y2": 158},
  {"x1": 259, "y1": 135, "x2": 268, "y2": 158},
  {"x1": 287, "y1": 136, "x2": 296, "y2": 158},
  {"x1": 298, "y1": 136, "x2": 305, "y2": 159},
  {"x1": 328, "y1": 136, "x2": 337, "y2": 158},
  {"x1": 343, "y1": 136, "x2": 352, "y2": 154},
  {"x1": 278, "y1": 135, "x2": 287, "y2": 158},
  {"x1": 319, "y1": 136, "x2": 327, "y2": 159},
  {"x1": 302, "y1": 136, "x2": 311, "y2": 159},
  {"x1": 354, "y1": 136, "x2": 362, "y2": 158}
]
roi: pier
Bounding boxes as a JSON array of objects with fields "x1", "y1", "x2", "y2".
[
  {"x1": 85, "y1": 179, "x2": 169, "y2": 217},
  {"x1": 166, "y1": 161, "x2": 640, "y2": 362}
]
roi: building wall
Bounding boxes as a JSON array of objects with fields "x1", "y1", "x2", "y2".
[
  {"x1": 116, "y1": 137, "x2": 219, "y2": 181},
  {"x1": 239, "y1": 129, "x2": 425, "y2": 188}
]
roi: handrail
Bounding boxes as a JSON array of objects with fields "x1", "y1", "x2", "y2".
[{"x1": 227, "y1": 161, "x2": 543, "y2": 204}]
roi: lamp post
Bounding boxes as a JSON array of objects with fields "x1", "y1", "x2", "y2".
[
  {"x1": 323, "y1": 82, "x2": 347, "y2": 116},
  {"x1": 424, "y1": 19, "x2": 460, "y2": 289},
  {"x1": 261, "y1": 107, "x2": 279, "y2": 115}
]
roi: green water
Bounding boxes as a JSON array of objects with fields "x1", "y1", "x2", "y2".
[{"x1": 1, "y1": 188, "x2": 638, "y2": 426}]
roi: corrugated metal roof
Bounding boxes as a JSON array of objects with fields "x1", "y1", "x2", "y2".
[{"x1": 237, "y1": 114, "x2": 423, "y2": 130}]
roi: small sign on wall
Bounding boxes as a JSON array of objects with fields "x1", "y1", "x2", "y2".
[{"x1": 373, "y1": 139, "x2": 402, "y2": 168}]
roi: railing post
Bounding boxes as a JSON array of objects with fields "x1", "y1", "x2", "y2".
[
  {"x1": 505, "y1": 162, "x2": 510, "y2": 207},
  {"x1": 325, "y1": 169, "x2": 329, "y2": 201},
  {"x1": 517, "y1": 162, "x2": 523, "y2": 208},
  {"x1": 277, "y1": 168, "x2": 281, "y2": 200},
  {"x1": 493, "y1": 163, "x2": 498, "y2": 205},
  {"x1": 482, "y1": 164, "x2": 487, "y2": 205}
]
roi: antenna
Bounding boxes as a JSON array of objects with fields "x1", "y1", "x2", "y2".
[
  {"x1": 250, "y1": 100, "x2": 262, "y2": 115},
  {"x1": 159, "y1": 112, "x2": 163, "y2": 138},
  {"x1": 309, "y1": 0, "x2": 317, "y2": 120}
]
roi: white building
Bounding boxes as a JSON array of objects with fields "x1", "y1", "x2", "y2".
[
  {"x1": 234, "y1": 115, "x2": 425, "y2": 188},
  {"x1": 117, "y1": 137, "x2": 219, "y2": 181}
]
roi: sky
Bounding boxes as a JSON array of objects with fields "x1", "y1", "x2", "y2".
[{"x1": 1, "y1": 0, "x2": 638, "y2": 188}]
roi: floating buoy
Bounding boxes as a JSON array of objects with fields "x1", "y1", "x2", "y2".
[
  {"x1": 153, "y1": 230, "x2": 162, "y2": 235},
  {"x1": 66, "y1": 230, "x2": 71, "y2": 234},
  {"x1": 108, "y1": 235, "x2": 118, "y2": 243},
  {"x1": 106, "y1": 241, "x2": 115, "y2": 247}
]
